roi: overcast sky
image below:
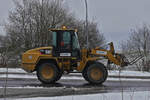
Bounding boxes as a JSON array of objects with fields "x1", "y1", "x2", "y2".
[{"x1": 0, "y1": 0, "x2": 150, "y2": 49}]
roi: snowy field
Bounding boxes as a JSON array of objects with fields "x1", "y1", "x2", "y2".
[
  {"x1": 1, "y1": 68, "x2": 150, "y2": 77},
  {"x1": 0, "y1": 68, "x2": 150, "y2": 82},
  {"x1": 1, "y1": 74, "x2": 150, "y2": 82},
  {"x1": 4, "y1": 91, "x2": 149, "y2": 100},
  {"x1": 0, "y1": 68, "x2": 26, "y2": 73},
  {"x1": 108, "y1": 70, "x2": 150, "y2": 77}
]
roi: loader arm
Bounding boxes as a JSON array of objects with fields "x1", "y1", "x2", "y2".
[{"x1": 90, "y1": 42, "x2": 129, "y2": 67}]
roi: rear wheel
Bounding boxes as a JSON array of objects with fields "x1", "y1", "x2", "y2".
[
  {"x1": 37, "y1": 63, "x2": 59, "y2": 84},
  {"x1": 82, "y1": 62, "x2": 108, "y2": 84}
]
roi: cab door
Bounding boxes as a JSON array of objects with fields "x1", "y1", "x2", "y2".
[
  {"x1": 59, "y1": 31, "x2": 72, "y2": 56},
  {"x1": 52, "y1": 30, "x2": 80, "y2": 58},
  {"x1": 52, "y1": 30, "x2": 72, "y2": 57}
]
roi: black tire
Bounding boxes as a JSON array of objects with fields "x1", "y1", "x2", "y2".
[
  {"x1": 82, "y1": 62, "x2": 108, "y2": 84},
  {"x1": 82, "y1": 67, "x2": 89, "y2": 82},
  {"x1": 55, "y1": 70, "x2": 63, "y2": 81},
  {"x1": 37, "y1": 63, "x2": 59, "y2": 84}
]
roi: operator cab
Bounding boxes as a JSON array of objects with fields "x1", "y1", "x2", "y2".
[{"x1": 50, "y1": 26, "x2": 80, "y2": 59}]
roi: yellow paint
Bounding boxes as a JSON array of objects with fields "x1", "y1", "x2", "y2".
[
  {"x1": 22, "y1": 63, "x2": 35, "y2": 72},
  {"x1": 22, "y1": 46, "x2": 53, "y2": 72}
]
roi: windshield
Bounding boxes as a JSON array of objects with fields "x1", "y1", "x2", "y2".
[{"x1": 73, "y1": 32, "x2": 80, "y2": 49}]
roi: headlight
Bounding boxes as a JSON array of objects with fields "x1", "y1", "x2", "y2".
[
  {"x1": 40, "y1": 49, "x2": 51, "y2": 54},
  {"x1": 45, "y1": 50, "x2": 51, "y2": 54}
]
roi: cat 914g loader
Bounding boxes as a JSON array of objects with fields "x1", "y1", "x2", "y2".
[{"x1": 22, "y1": 26, "x2": 130, "y2": 84}]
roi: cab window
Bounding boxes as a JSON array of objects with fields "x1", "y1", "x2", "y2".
[
  {"x1": 63, "y1": 31, "x2": 71, "y2": 45},
  {"x1": 61, "y1": 31, "x2": 71, "y2": 50},
  {"x1": 73, "y1": 32, "x2": 80, "y2": 49},
  {"x1": 52, "y1": 31, "x2": 57, "y2": 47}
]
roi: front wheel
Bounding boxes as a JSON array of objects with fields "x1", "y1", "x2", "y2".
[
  {"x1": 37, "y1": 63, "x2": 59, "y2": 84},
  {"x1": 82, "y1": 62, "x2": 108, "y2": 84}
]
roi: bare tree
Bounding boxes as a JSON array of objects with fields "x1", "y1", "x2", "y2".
[
  {"x1": 120, "y1": 24, "x2": 150, "y2": 71},
  {"x1": 2, "y1": 0, "x2": 106, "y2": 67}
]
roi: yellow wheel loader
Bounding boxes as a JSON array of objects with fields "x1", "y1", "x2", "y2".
[{"x1": 22, "y1": 26, "x2": 130, "y2": 84}]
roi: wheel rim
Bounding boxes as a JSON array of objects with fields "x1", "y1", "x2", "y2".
[
  {"x1": 90, "y1": 67, "x2": 103, "y2": 81},
  {"x1": 41, "y1": 65, "x2": 54, "y2": 79}
]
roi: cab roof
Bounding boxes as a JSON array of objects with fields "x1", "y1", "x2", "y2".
[{"x1": 49, "y1": 26, "x2": 77, "y2": 32}]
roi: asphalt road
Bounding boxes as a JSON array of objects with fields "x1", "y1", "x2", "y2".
[{"x1": 0, "y1": 77, "x2": 150, "y2": 99}]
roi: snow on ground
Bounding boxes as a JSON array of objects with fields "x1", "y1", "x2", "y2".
[
  {"x1": 1, "y1": 68, "x2": 150, "y2": 76},
  {"x1": 0, "y1": 68, "x2": 26, "y2": 73},
  {"x1": 7, "y1": 91, "x2": 150, "y2": 100},
  {"x1": 0, "y1": 86, "x2": 65, "y2": 89},
  {"x1": 107, "y1": 77, "x2": 150, "y2": 81},
  {"x1": 0, "y1": 74, "x2": 37, "y2": 79},
  {"x1": 1, "y1": 68, "x2": 150, "y2": 100},
  {"x1": 1, "y1": 74, "x2": 150, "y2": 82},
  {"x1": 108, "y1": 70, "x2": 150, "y2": 77},
  {"x1": 1, "y1": 68, "x2": 150, "y2": 81}
]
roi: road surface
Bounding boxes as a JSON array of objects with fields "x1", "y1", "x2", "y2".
[{"x1": 0, "y1": 77, "x2": 150, "y2": 99}]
